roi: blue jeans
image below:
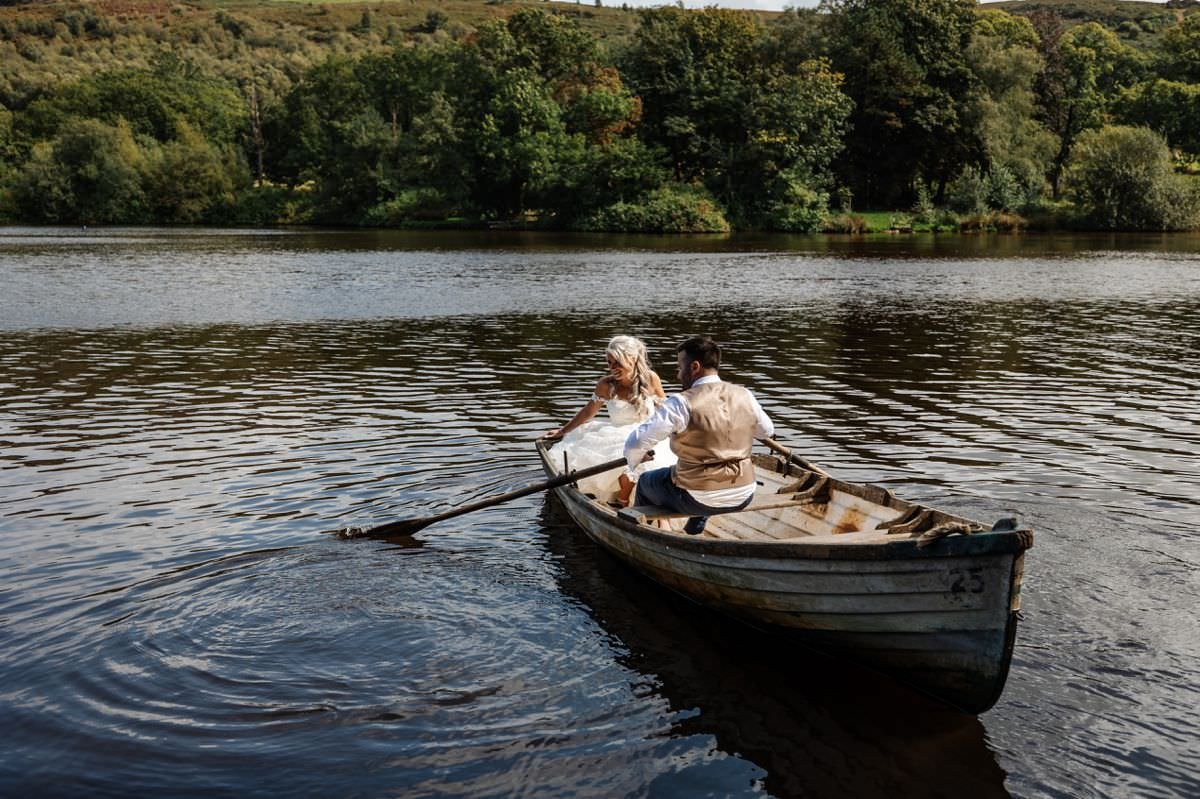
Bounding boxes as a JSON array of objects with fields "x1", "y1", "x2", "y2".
[{"x1": 634, "y1": 467, "x2": 752, "y2": 535}]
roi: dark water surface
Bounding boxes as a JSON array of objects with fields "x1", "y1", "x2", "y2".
[{"x1": 1, "y1": 227, "x2": 1197, "y2": 797}]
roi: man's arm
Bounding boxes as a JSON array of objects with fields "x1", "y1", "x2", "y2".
[
  {"x1": 624, "y1": 395, "x2": 689, "y2": 469},
  {"x1": 748, "y1": 391, "x2": 774, "y2": 439}
]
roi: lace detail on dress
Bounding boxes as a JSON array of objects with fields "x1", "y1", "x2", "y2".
[{"x1": 606, "y1": 397, "x2": 653, "y2": 426}]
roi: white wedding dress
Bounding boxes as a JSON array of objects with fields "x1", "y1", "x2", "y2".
[{"x1": 548, "y1": 396, "x2": 677, "y2": 501}]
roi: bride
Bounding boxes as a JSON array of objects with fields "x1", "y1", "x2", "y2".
[{"x1": 546, "y1": 335, "x2": 677, "y2": 505}]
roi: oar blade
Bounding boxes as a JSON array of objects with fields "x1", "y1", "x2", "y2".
[{"x1": 335, "y1": 516, "x2": 434, "y2": 539}]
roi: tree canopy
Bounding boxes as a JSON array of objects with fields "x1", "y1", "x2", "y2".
[{"x1": 2, "y1": 0, "x2": 1199, "y2": 231}]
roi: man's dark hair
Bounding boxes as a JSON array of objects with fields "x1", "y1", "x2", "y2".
[{"x1": 677, "y1": 336, "x2": 721, "y2": 370}]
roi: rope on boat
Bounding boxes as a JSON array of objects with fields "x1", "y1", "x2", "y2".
[{"x1": 914, "y1": 521, "x2": 985, "y2": 548}]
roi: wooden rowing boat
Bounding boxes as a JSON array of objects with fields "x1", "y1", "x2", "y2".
[{"x1": 535, "y1": 438, "x2": 1032, "y2": 713}]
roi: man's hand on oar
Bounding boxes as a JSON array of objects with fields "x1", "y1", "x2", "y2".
[{"x1": 334, "y1": 455, "x2": 629, "y2": 539}]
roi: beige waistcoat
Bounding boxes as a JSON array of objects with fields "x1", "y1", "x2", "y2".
[{"x1": 671, "y1": 381, "x2": 758, "y2": 491}]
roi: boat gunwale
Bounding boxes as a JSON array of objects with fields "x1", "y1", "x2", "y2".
[{"x1": 535, "y1": 439, "x2": 1033, "y2": 561}]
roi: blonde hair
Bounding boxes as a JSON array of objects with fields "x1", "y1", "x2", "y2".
[{"x1": 606, "y1": 335, "x2": 657, "y2": 415}]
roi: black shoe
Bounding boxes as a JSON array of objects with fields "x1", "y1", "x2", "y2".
[{"x1": 684, "y1": 517, "x2": 707, "y2": 535}]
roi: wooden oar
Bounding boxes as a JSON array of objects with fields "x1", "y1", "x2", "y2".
[
  {"x1": 336, "y1": 455, "x2": 628, "y2": 539},
  {"x1": 758, "y1": 436, "x2": 829, "y2": 476}
]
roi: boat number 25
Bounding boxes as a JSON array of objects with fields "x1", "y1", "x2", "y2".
[{"x1": 948, "y1": 567, "x2": 985, "y2": 595}]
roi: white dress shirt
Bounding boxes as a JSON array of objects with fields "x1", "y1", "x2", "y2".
[{"x1": 623, "y1": 375, "x2": 774, "y2": 507}]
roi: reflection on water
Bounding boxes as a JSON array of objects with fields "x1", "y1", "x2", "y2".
[
  {"x1": 0, "y1": 228, "x2": 1198, "y2": 797},
  {"x1": 4, "y1": 226, "x2": 1200, "y2": 331}
]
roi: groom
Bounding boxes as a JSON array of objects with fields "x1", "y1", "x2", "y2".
[{"x1": 624, "y1": 336, "x2": 774, "y2": 535}]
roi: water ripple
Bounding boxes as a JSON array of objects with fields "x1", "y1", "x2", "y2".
[{"x1": 1, "y1": 231, "x2": 1198, "y2": 797}]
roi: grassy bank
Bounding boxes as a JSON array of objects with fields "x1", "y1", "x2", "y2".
[{"x1": 820, "y1": 209, "x2": 1042, "y2": 234}]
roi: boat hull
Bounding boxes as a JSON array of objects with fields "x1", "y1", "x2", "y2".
[{"x1": 540, "y1": 447, "x2": 1028, "y2": 713}]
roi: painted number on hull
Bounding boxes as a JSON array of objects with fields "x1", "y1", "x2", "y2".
[{"x1": 948, "y1": 567, "x2": 985, "y2": 595}]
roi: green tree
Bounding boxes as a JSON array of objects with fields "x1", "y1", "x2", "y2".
[
  {"x1": 618, "y1": 7, "x2": 704, "y2": 181},
  {"x1": 359, "y1": 43, "x2": 452, "y2": 140},
  {"x1": 11, "y1": 117, "x2": 147, "y2": 224},
  {"x1": 946, "y1": 163, "x2": 1024, "y2": 213},
  {"x1": 318, "y1": 106, "x2": 397, "y2": 221},
  {"x1": 403, "y1": 91, "x2": 470, "y2": 213},
  {"x1": 825, "y1": 0, "x2": 982, "y2": 207},
  {"x1": 760, "y1": 7, "x2": 833, "y2": 70},
  {"x1": 537, "y1": 132, "x2": 668, "y2": 226},
  {"x1": 1115, "y1": 79, "x2": 1200, "y2": 157},
  {"x1": 17, "y1": 58, "x2": 246, "y2": 151},
  {"x1": 1033, "y1": 19, "x2": 1140, "y2": 198},
  {"x1": 6, "y1": 142, "x2": 71, "y2": 222},
  {"x1": 966, "y1": 9, "x2": 1055, "y2": 205},
  {"x1": 143, "y1": 122, "x2": 237, "y2": 223},
  {"x1": 0, "y1": 104, "x2": 15, "y2": 165},
  {"x1": 621, "y1": 7, "x2": 849, "y2": 228},
  {"x1": 240, "y1": 79, "x2": 269, "y2": 187},
  {"x1": 744, "y1": 62, "x2": 850, "y2": 229},
  {"x1": 474, "y1": 70, "x2": 578, "y2": 218},
  {"x1": 1158, "y1": 13, "x2": 1200, "y2": 83},
  {"x1": 262, "y1": 53, "x2": 410, "y2": 221},
  {"x1": 264, "y1": 9, "x2": 653, "y2": 225},
  {"x1": 559, "y1": 67, "x2": 641, "y2": 145},
  {"x1": 622, "y1": 7, "x2": 764, "y2": 186},
  {"x1": 1069, "y1": 124, "x2": 1200, "y2": 230},
  {"x1": 504, "y1": 6, "x2": 599, "y2": 86},
  {"x1": 263, "y1": 56, "x2": 368, "y2": 189},
  {"x1": 454, "y1": 9, "x2": 647, "y2": 221}
]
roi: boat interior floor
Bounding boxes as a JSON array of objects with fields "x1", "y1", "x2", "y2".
[{"x1": 611, "y1": 464, "x2": 909, "y2": 544}]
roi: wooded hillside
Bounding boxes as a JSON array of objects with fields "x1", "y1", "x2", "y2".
[{"x1": 2, "y1": 0, "x2": 1199, "y2": 232}]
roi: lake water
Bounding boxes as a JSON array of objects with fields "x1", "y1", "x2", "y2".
[{"x1": 1, "y1": 227, "x2": 1197, "y2": 798}]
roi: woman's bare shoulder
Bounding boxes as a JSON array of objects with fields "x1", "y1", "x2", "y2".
[
  {"x1": 593, "y1": 377, "x2": 616, "y2": 399},
  {"x1": 649, "y1": 371, "x2": 667, "y2": 397}
]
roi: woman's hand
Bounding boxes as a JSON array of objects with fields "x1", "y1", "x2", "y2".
[{"x1": 544, "y1": 427, "x2": 564, "y2": 439}]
